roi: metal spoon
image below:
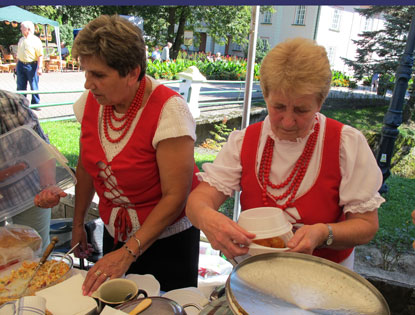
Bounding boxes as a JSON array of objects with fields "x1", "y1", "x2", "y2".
[{"x1": 47, "y1": 242, "x2": 80, "y2": 274}]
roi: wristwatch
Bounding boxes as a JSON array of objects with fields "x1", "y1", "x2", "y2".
[{"x1": 325, "y1": 224, "x2": 334, "y2": 247}]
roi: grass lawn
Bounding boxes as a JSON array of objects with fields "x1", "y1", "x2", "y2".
[{"x1": 40, "y1": 104, "x2": 415, "y2": 257}]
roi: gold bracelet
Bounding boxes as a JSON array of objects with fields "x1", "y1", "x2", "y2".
[
  {"x1": 123, "y1": 244, "x2": 138, "y2": 260},
  {"x1": 132, "y1": 236, "x2": 142, "y2": 256}
]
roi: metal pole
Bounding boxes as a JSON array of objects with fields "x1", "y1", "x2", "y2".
[
  {"x1": 376, "y1": 14, "x2": 415, "y2": 193},
  {"x1": 233, "y1": 5, "x2": 259, "y2": 222}
]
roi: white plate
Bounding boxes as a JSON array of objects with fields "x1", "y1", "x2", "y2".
[
  {"x1": 125, "y1": 274, "x2": 160, "y2": 297},
  {"x1": 162, "y1": 287, "x2": 209, "y2": 315}
]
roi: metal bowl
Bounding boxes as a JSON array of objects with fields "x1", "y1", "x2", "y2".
[{"x1": 226, "y1": 252, "x2": 390, "y2": 314}]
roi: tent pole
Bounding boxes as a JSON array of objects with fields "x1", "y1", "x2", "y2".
[{"x1": 233, "y1": 5, "x2": 260, "y2": 222}]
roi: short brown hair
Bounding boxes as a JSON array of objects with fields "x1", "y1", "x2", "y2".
[
  {"x1": 260, "y1": 37, "x2": 332, "y2": 106},
  {"x1": 72, "y1": 15, "x2": 146, "y2": 81}
]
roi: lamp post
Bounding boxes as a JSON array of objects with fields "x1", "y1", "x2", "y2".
[{"x1": 376, "y1": 14, "x2": 415, "y2": 193}]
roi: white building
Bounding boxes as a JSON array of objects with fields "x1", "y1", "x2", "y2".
[
  {"x1": 195, "y1": 6, "x2": 385, "y2": 74},
  {"x1": 257, "y1": 5, "x2": 385, "y2": 74}
]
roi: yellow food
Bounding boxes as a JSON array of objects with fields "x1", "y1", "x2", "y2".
[
  {"x1": 0, "y1": 259, "x2": 70, "y2": 303},
  {"x1": 253, "y1": 236, "x2": 285, "y2": 248}
]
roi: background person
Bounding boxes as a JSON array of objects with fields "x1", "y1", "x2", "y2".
[
  {"x1": 186, "y1": 38, "x2": 384, "y2": 270},
  {"x1": 371, "y1": 73, "x2": 379, "y2": 93},
  {"x1": 0, "y1": 89, "x2": 67, "y2": 252},
  {"x1": 70, "y1": 15, "x2": 199, "y2": 295},
  {"x1": 16, "y1": 21, "x2": 43, "y2": 106},
  {"x1": 151, "y1": 46, "x2": 161, "y2": 62},
  {"x1": 60, "y1": 41, "x2": 70, "y2": 60},
  {"x1": 161, "y1": 42, "x2": 172, "y2": 62}
]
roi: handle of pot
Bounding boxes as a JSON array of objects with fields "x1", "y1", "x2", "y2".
[
  {"x1": 183, "y1": 303, "x2": 203, "y2": 311},
  {"x1": 135, "y1": 289, "x2": 148, "y2": 299}
]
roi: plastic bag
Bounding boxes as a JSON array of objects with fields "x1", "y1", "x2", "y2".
[{"x1": 0, "y1": 224, "x2": 42, "y2": 270}]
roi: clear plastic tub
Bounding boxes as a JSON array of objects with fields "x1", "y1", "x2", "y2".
[{"x1": 0, "y1": 126, "x2": 76, "y2": 221}]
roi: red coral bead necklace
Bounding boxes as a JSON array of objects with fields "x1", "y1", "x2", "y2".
[
  {"x1": 103, "y1": 78, "x2": 146, "y2": 143},
  {"x1": 259, "y1": 120, "x2": 320, "y2": 210}
]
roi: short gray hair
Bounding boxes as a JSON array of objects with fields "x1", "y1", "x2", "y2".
[{"x1": 21, "y1": 21, "x2": 35, "y2": 34}]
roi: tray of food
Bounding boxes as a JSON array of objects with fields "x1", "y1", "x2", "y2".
[{"x1": 0, "y1": 252, "x2": 73, "y2": 305}]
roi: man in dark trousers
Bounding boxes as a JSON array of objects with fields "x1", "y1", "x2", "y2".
[{"x1": 16, "y1": 21, "x2": 43, "y2": 106}]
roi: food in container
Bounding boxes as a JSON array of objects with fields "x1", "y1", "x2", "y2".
[
  {"x1": 0, "y1": 253, "x2": 73, "y2": 304},
  {"x1": 252, "y1": 236, "x2": 285, "y2": 248},
  {"x1": 237, "y1": 207, "x2": 293, "y2": 255}
]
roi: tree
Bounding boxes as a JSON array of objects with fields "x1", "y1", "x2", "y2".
[
  {"x1": 342, "y1": 6, "x2": 415, "y2": 122},
  {"x1": 244, "y1": 37, "x2": 271, "y2": 63},
  {"x1": 14, "y1": 5, "x2": 273, "y2": 60},
  {"x1": 139, "y1": 6, "x2": 257, "y2": 60}
]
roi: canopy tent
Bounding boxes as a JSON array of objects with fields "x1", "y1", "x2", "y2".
[{"x1": 0, "y1": 5, "x2": 62, "y2": 61}]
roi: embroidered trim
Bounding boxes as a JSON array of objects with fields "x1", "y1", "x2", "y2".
[
  {"x1": 197, "y1": 173, "x2": 234, "y2": 197},
  {"x1": 343, "y1": 194, "x2": 386, "y2": 214}
]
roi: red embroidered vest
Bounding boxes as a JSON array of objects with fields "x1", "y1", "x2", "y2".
[
  {"x1": 240, "y1": 118, "x2": 353, "y2": 263},
  {"x1": 81, "y1": 84, "x2": 199, "y2": 241}
]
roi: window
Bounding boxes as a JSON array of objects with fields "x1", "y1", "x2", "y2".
[
  {"x1": 363, "y1": 17, "x2": 373, "y2": 31},
  {"x1": 263, "y1": 11, "x2": 272, "y2": 24},
  {"x1": 330, "y1": 8, "x2": 342, "y2": 31},
  {"x1": 260, "y1": 38, "x2": 270, "y2": 51},
  {"x1": 326, "y1": 46, "x2": 336, "y2": 66},
  {"x1": 233, "y1": 43, "x2": 242, "y2": 51},
  {"x1": 294, "y1": 6, "x2": 306, "y2": 25}
]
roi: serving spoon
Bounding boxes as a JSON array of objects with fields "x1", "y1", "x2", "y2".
[{"x1": 128, "y1": 298, "x2": 152, "y2": 315}]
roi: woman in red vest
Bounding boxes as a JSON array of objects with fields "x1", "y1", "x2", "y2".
[
  {"x1": 186, "y1": 38, "x2": 384, "y2": 270},
  {"x1": 69, "y1": 15, "x2": 199, "y2": 294}
]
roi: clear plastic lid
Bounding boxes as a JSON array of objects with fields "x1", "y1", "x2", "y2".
[{"x1": 0, "y1": 126, "x2": 77, "y2": 221}]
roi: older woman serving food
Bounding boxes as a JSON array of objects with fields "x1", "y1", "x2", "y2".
[
  {"x1": 186, "y1": 38, "x2": 385, "y2": 269},
  {"x1": 70, "y1": 15, "x2": 200, "y2": 294}
]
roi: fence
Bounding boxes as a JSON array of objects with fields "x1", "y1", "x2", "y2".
[{"x1": 15, "y1": 77, "x2": 265, "y2": 122}]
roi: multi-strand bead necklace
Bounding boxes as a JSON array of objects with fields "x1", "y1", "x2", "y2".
[
  {"x1": 258, "y1": 121, "x2": 320, "y2": 210},
  {"x1": 103, "y1": 78, "x2": 146, "y2": 143}
]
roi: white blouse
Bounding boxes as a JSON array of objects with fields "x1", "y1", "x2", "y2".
[{"x1": 199, "y1": 112, "x2": 385, "y2": 225}]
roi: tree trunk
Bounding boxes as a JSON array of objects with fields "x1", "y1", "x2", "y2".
[
  {"x1": 167, "y1": 6, "x2": 176, "y2": 43},
  {"x1": 171, "y1": 6, "x2": 189, "y2": 60}
]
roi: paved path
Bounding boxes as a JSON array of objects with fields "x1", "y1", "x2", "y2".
[
  {"x1": 0, "y1": 71, "x2": 85, "y2": 120},
  {"x1": 0, "y1": 70, "x2": 390, "y2": 121},
  {"x1": 0, "y1": 71, "x2": 263, "y2": 120}
]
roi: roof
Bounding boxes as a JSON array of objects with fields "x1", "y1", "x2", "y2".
[{"x1": 0, "y1": 5, "x2": 59, "y2": 27}]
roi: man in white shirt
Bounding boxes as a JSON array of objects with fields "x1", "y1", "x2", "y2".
[
  {"x1": 16, "y1": 21, "x2": 43, "y2": 105},
  {"x1": 161, "y1": 42, "x2": 172, "y2": 62}
]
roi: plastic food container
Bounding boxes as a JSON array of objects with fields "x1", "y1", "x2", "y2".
[
  {"x1": 0, "y1": 126, "x2": 76, "y2": 221},
  {"x1": 238, "y1": 207, "x2": 293, "y2": 255}
]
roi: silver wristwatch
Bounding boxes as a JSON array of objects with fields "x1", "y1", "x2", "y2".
[{"x1": 325, "y1": 224, "x2": 334, "y2": 246}]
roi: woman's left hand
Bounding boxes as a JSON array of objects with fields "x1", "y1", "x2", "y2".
[
  {"x1": 286, "y1": 223, "x2": 327, "y2": 254},
  {"x1": 82, "y1": 247, "x2": 135, "y2": 296},
  {"x1": 34, "y1": 185, "x2": 67, "y2": 208}
]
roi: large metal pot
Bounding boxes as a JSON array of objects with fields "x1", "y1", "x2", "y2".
[
  {"x1": 225, "y1": 252, "x2": 390, "y2": 314},
  {"x1": 116, "y1": 296, "x2": 201, "y2": 315}
]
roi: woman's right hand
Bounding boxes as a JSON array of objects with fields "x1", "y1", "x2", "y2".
[
  {"x1": 412, "y1": 210, "x2": 415, "y2": 225},
  {"x1": 71, "y1": 225, "x2": 94, "y2": 259},
  {"x1": 201, "y1": 209, "x2": 255, "y2": 259}
]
